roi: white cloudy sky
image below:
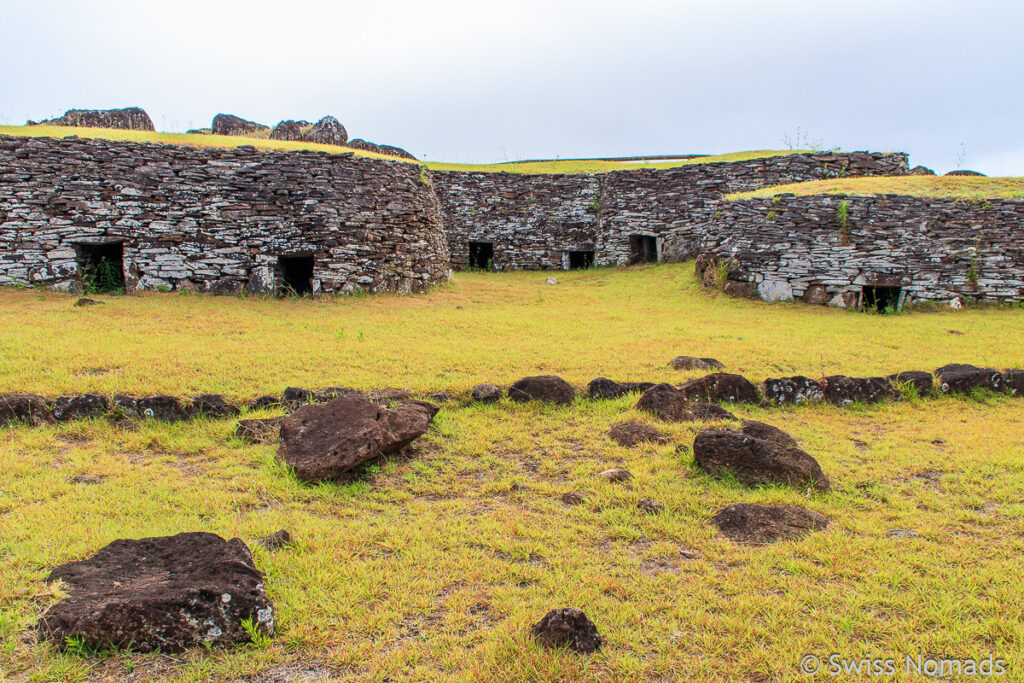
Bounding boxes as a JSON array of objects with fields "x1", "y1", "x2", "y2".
[{"x1": 1, "y1": 0, "x2": 1021, "y2": 173}]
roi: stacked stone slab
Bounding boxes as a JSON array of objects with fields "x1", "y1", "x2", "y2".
[
  {"x1": 433, "y1": 152, "x2": 908, "y2": 271},
  {"x1": 0, "y1": 135, "x2": 449, "y2": 295}
]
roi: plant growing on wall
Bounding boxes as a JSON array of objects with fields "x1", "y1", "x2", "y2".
[
  {"x1": 836, "y1": 200, "x2": 851, "y2": 244},
  {"x1": 966, "y1": 232, "x2": 983, "y2": 289},
  {"x1": 82, "y1": 257, "x2": 125, "y2": 295}
]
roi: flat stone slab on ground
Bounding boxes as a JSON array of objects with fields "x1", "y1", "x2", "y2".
[{"x1": 712, "y1": 503, "x2": 829, "y2": 544}]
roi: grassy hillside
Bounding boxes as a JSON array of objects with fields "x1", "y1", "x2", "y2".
[
  {"x1": 0, "y1": 125, "x2": 804, "y2": 175},
  {"x1": 1, "y1": 265, "x2": 1022, "y2": 681},
  {"x1": 728, "y1": 175, "x2": 1024, "y2": 200}
]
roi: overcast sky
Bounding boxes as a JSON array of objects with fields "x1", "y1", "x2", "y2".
[{"x1": 2, "y1": 0, "x2": 1021, "y2": 174}]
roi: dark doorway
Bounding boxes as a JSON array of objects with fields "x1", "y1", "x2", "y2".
[
  {"x1": 861, "y1": 285, "x2": 902, "y2": 313},
  {"x1": 468, "y1": 241, "x2": 494, "y2": 270},
  {"x1": 278, "y1": 256, "x2": 314, "y2": 296},
  {"x1": 568, "y1": 250, "x2": 595, "y2": 270},
  {"x1": 628, "y1": 235, "x2": 658, "y2": 264},
  {"x1": 77, "y1": 242, "x2": 125, "y2": 294}
]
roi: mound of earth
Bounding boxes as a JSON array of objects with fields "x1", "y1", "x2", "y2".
[
  {"x1": 531, "y1": 608, "x2": 601, "y2": 654},
  {"x1": 635, "y1": 384, "x2": 734, "y2": 421},
  {"x1": 712, "y1": 503, "x2": 829, "y2": 544},
  {"x1": 608, "y1": 421, "x2": 669, "y2": 447},
  {"x1": 37, "y1": 532, "x2": 273, "y2": 653},
  {"x1": 508, "y1": 375, "x2": 576, "y2": 404}
]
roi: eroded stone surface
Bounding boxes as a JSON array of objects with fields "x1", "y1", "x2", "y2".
[
  {"x1": 471, "y1": 383, "x2": 502, "y2": 402},
  {"x1": 821, "y1": 376, "x2": 896, "y2": 405},
  {"x1": 693, "y1": 429, "x2": 829, "y2": 491},
  {"x1": 507, "y1": 376, "x2": 576, "y2": 405},
  {"x1": 712, "y1": 503, "x2": 829, "y2": 544},
  {"x1": 587, "y1": 377, "x2": 655, "y2": 400},
  {"x1": 762, "y1": 376, "x2": 823, "y2": 404},
  {"x1": 678, "y1": 373, "x2": 761, "y2": 404},
  {"x1": 669, "y1": 356, "x2": 724, "y2": 371},
  {"x1": 934, "y1": 364, "x2": 1004, "y2": 394},
  {"x1": 636, "y1": 383, "x2": 735, "y2": 421},
  {"x1": 531, "y1": 608, "x2": 601, "y2": 654},
  {"x1": 0, "y1": 393, "x2": 52, "y2": 425}
]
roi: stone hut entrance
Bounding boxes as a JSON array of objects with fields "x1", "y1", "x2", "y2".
[
  {"x1": 278, "y1": 255, "x2": 314, "y2": 296},
  {"x1": 468, "y1": 241, "x2": 494, "y2": 270},
  {"x1": 861, "y1": 285, "x2": 903, "y2": 312},
  {"x1": 628, "y1": 235, "x2": 658, "y2": 264},
  {"x1": 76, "y1": 242, "x2": 125, "y2": 294},
  {"x1": 568, "y1": 250, "x2": 594, "y2": 270}
]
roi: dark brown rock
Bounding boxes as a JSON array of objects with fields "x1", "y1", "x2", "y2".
[
  {"x1": 669, "y1": 356, "x2": 724, "y2": 371},
  {"x1": 637, "y1": 498, "x2": 665, "y2": 514},
  {"x1": 0, "y1": 393, "x2": 53, "y2": 425},
  {"x1": 52, "y1": 394, "x2": 110, "y2": 421},
  {"x1": 821, "y1": 376, "x2": 896, "y2": 405},
  {"x1": 248, "y1": 395, "x2": 282, "y2": 410},
  {"x1": 561, "y1": 491, "x2": 587, "y2": 505},
  {"x1": 111, "y1": 394, "x2": 139, "y2": 417},
  {"x1": 761, "y1": 376, "x2": 824, "y2": 404},
  {"x1": 136, "y1": 395, "x2": 188, "y2": 421},
  {"x1": 608, "y1": 421, "x2": 669, "y2": 447},
  {"x1": 800, "y1": 284, "x2": 830, "y2": 305},
  {"x1": 636, "y1": 383, "x2": 734, "y2": 421},
  {"x1": 739, "y1": 420, "x2": 799, "y2": 448},
  {"x1": 346, "y1": 138, "x2": 416, "y2": 160},
  {"x1": 722, "y1": 280, "x2": 756, "y2": 298},
  {"x1": 366, "y1": 388, "x2": 412, "y2": 404},
  {"x1": 37, "y1": 532, "x2": 273, "y2": 653},
  {"x1": 531, "y1": 608, "x2": 601, "y2": 654},
  {"x1": 909, "y1": 165, "x2": 936, "y2": 176},
  {"x1": 255, "y1": 529, "x2": 292, "y2": 552},
  {"x1": 693, "y1": 429, "x2": 830, "y2": 491},
  {"x1": 312, "y1": 387, "x2": 360, "y2": 403},
  {"x1": 934, "y1": 364, "x2": 1004, "y2": 394},
  {"x1": 945, "y1": 169, "x2": 985, "y2": 176},
  {"x1": 304, "y1": 116, "x2": 348, "y2": 146},
  {"x1": 507, "y1": 375, "x2": 575, "y2": 404},
  {"x1": 586, "y1": 377, "x2": 655, "y2": 399},
  {"x1": 597, "y1": 467, "x2": 633, "y2": 482},
  {"x1": 74, "y1": 297, "x2": 102, "y2": 307},
  {"x1": 268, "y1": 120, "x2": 311, "y2": 142},
  {"x1": 277, "y1": 394, "x2": 436, "y2": 483},
  {"x1": 282, "y1": 387, "x2": 313, "y2": 409},
  {"x1": 40, "y1": 107, "x2": 155, "y2": 131},
  {"x1": 236, "y1": 417, "x2": 283, "y2": 444},
  {"x1": 712, "y1": 503, "x2": 829, "y2": 544},
  {"x1": 1003, "y1": 369, "x2": 1024, "y2": 397},
  {"x1": 678, "y1": 373, "x2": 761, "y2": 404},
  {"x1": 211, "y1": 114, "x2": 270, "y2": 138},
  {"x1": 888, "y1": 371, "x2": 933, "y2": 396},
  {"x1": 471, "y1": 383, "x2": 502, "y2": 402},
  {"x1": 188, "y1": 394, "x2": 240, "y2": 418}
]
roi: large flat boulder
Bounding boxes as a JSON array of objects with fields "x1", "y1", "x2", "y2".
[
  {"x1": 277, "y1": 394, "x2": 437, "y2": 483},
  {"x1": 821, "y1": 376, "x2": 896, "y2": 406},
  {"x1": 678, "y1": 373, "x2": 761, "y2": 404},
  {"x1": 934, "y1": 364, "x2": 1004, "y2": 394},
  {"x1": 636, "y1": 383, "x2": 734, "y2": 421},
  {"x1": 693, "y1": 429, "x2": 830, "y2": 491},
  {"x1": 38, "y1": 532, "x2": 273, "y2": 653},
  {"x1": 608, "y1": 421, "x2": 669, "y2": 447},
  {"x1": 508, "y1": 376, "x2": 576, "y2": 405},
  {"x1": 761, "y1": 376, "x2": 823, "y2": 404},
  {"x1": 40, "y1": 107, "x2": 155, "y2": 131},
  {"x1": 712, "y1": 503, "x2": 829, "y2": 544}
]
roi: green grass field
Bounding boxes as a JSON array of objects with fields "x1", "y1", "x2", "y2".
[
  {"x1": 2, "y1": 265, "x2": 1023, "y2": 681},
  {"x1": 728, "y1": 175, "x2": 1024, "y2": 200}
]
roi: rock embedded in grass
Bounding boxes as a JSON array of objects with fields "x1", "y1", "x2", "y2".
[
  {"x1": 761, "y1": 376, "x2": 824, "y2": 404},
  {"x1": 561, "y1": 491, "x2": 588, "y2": 505},
  {"x1": 52, "y1": 394, "x2": 110, "y2": 421},
  {"x1": 471, "y1": 383, "x2": 503, "y2": 402},
  {"x1": 211, "y1": 113, "x2": 270, "y2": 137},
  {"x1": 637, "y1": 497, "x2": 665, "y2": 514},
  {"x1": 608, "y1": 420, "x2": 669, "y2": 447},
  {"x1": 136, "y1": 395, "x2": 189, "y2": 421},
  {"x1": 738, "y1": 420, "x2": 799, "y2": 449},
  {"x1": 597, "y1": 467, "x2": 633, "y2": 482},
  {"x1": 0, "y1": 393, "x2": 53, "y2": 425},
  {"x1": 507, "y1": 375, "x2": 575, "y2": 405},
  {"x1": 74, "y1": 297, "x2": 102, "y2": 307},
  {"x1": 236, "y1": 417, "x2": 284, "y2": 444},
  {"x1": 693, "y1": 428, "x2": 830, "y2": 491},
  {"x1": 934, "y1": 364, "x2": 1004, "y2": 394},
  {"x1": 277, "y1": 394, "x2": 438, "y2": 483},
  {"x1": 821, "y1": 376, "x2": 896, "y2": 406},
  {"x1": 669, "y1": 356, "x2": 724, "y2": 371},
  {"x1": 1003, "y1": 369, "x2": 1024, "y2": 396},
  {"x1": 531, "y1": 608, "x2": 601, "y2": 654},
  {"x1": 635, "y1": 384, "x2": 734, "y2": 422},
  {"x1": 888, "y1": 371, "x2": 934, "y2": 396},
  {"x1": 256, "y1": 529, "x2": 293, "y2": 552},
  {"x1": 587, "y1": 377, "x2": 655, "y2": 400},
  {"x1": 712, "y1": 503, "x2": 829, "y2": 544},
  {"x1": 187, "y1": 394, "x2": 240, "y2": 418},
  {"x1": 886, "y1": 528, "x2": 920, "y2": 540},
  {"x1": 248, "y1": 395, "x2": 282, "y2": 410},
  {"x1": 37, "y1": 532, "x2": 273, "y2": 653},
  {"x1": 678, "y1": 373, "x2": 761, "y2": 404}
]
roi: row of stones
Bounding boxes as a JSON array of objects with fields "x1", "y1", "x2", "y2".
[
  {"x1": 693, "y1": 194, "x2": 1024, "y2": 304},
  {"x1": 0, "y1": 134, "x2": 449, "y2": 295},
  {"x1": 432, "y1": 152, "x2": 909, "y2": 270},
  {"x1": 3, "y1": 363, "x2": 1019, "y2": 428}
]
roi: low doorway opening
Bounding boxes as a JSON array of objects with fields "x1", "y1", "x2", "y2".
[
  {"x1": 278, "y1": 255, "x2": 315, "y2": 296},
  {"x1": 861, "y1": 285, "x2": 902, "y2": 313},
  {"x1": 77, "y1": 242, "x2": 125, "y2": 294},
  {"x1": 568, "y1": 250, "x2": 595, "y2": 270},
  {"x1": 468, "y1": 241, "x2": 494, "y2": 270},
  {"x1": 628, "y1": 235, "x2": 658, "y2": 264}
]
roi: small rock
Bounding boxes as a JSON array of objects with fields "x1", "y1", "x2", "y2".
[
  {"x1": 669, "y1": 356, "x2": 724, "y2": 371},
  {"x1": 74, "y1": 297, "x2": 103, "y2": 307},
  {"x1": 248, "y1": 395, "x2": 282, "y2": 410},
  {"x1": 597, "y1": 468, "x2": 633, "y2": 482},
  {"x1": 934, "y1": 364, "x2": 1004, "y2": 394},
  {"x1": 507, "y1": 375, "x2": 575, "y2": 405},
  {"x1": 471, "y1": 383, "x2": 503, "y2": 402},
  {"x1": 255, "y1": 529, "x2": 293, "y2": 552},
  {"x1": 637, "y1": 498, "x2": 664, "y2": 514},
  {"x1": 561, "y1": 491, "x2": 588, "y2": 505},
  {"x1": 761, "y1": 376, "x2": 824, "y2": 404},
  {"x1": 69, "y1": 474, "x2": 104, "y2": 485},
  {"x1": 608, "y1": 421, "x2": 669, "y2": 447},
  {"x1": 693, "y1": 429, "x2": 830, "y2": 491},
  {"x1": 545, "y1": 277, "x2": 558, "y2": 285},
  {"x1": 886, "y1": 528, "x2": 920, "y2": 540},
  {"x1": 531, "y1": 608, "x2": 601, "y2": 654},
  {"x1": 712, "y1": 503, "x2": 829, "y2": 544}
]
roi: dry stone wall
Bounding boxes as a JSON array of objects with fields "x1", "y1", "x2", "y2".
[
  {"x1": 0, "y1": 135, "x2": 449, "y2": 295},
  {"x1": 696, "y1": 194, "x2": 1024, "y2": 305},
  {"x1": 434, "y1": 152, "x2": 909, "y2": 270}
]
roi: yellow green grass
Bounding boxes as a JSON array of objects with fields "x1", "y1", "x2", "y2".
[
  {"x1": 0, "y1": 125, "x2": 803, "y2": 175},
  {"x1": 728, "y1": 175, "x2": 1024, "y2": 201},
  {"x1": 1, "y1": 265, "x2": 1023, "y2": 681}
]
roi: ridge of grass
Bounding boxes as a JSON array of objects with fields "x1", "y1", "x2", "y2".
[
  {"x1": 0, "y1": 125, "x2": 807, "y2": 175},
  {"x1": 727, "y1": 175, "x2": 1024, "y2": 201}
]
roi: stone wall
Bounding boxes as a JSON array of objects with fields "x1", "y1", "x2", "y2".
[
  {"x1": 0, "y1": 135, "x2": 449, "y2": 295},
  {"x1": 694, "y1": 194, "x2": 1024, "y2": 306},
  {"x1": 434, "y1": 152, "x2": 909, "y2": 270}
]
